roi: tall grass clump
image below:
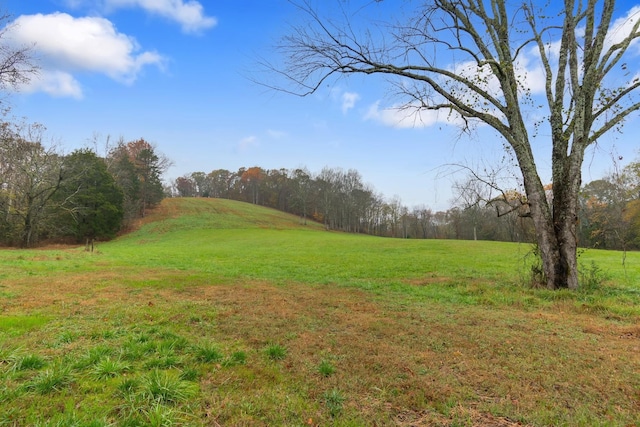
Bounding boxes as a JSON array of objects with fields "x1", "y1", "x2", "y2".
[
  {"x1": 265, "y1": 344, "x2": 287, "y2": 361},
  {"x1": 92, "y1": 357, "x2": 130, "y2": 379},
  {"x1": 194, "y1": 343, "x2": 223, "y2": 363},
  {"x1": 317, "y1": 359, "x2": 336, "y2": 377},
  {"x1": 142, "y1": 370, "x2": 196, "y2": 404},
  {"x1": 323, "y1": 389, "x2": 345, "y2": 417},
  {"x1": 28, "y1": 364, "x2": 73, "y2": 394},
  {"x1": 12, "y1": 354, "x2": 47, "y2": 371}
]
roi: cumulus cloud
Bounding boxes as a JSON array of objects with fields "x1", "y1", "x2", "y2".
[
  {"x1": 105, "y1": 0, "x2": 217, "y2": 33},
  {"x1": 8, "y1": 13, "x2": 165, "y2": 97},
  {"x1": 341, "y1": 92, "x2": 360, "y2": 114},
  {"x1": 25, "y1": 71, "x2": 84, "y2": 99}
]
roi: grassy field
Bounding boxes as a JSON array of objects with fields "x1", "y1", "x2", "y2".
[{"x1": 1, "y1": 197, "x2": 639, "y2": 426}]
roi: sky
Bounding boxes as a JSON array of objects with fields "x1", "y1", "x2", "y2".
[{"x1": 2, "y1": 0, "x2": 640, "y2": 210}]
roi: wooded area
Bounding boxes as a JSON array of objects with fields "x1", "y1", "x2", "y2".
[
  {"x1": 0, "y1": 127, "x2": 168, "y2": 247},
  {"x1": 171, "y1": 162, "x2": 640, "y2": 251}
]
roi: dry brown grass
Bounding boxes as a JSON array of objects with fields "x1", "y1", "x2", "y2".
[{"x1": 3, "y1": 266, "x2": 639, "y2": 425}]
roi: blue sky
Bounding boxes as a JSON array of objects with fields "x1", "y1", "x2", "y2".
[{"x1": 2, "y1": 0, "x2": 639, "y2": 210}]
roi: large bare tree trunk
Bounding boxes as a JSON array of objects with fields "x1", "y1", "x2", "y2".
[{"x1": 528, "y1": 194, "x2": 578, "y2": 290}]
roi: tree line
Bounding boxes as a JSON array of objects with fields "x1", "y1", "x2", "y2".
[
  {"x1": 169, "y1": 161, "x2": 640, "y2": 250},
  {"x1": 0, "y1": 121, "x2": 169, "y2": 247}
]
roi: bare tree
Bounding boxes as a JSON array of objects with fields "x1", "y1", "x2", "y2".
[
  {"x1": 267, "y1": 0, "x2": 640, "y2": 289},
  {"x1": 0, "y1": 122, "x2": 63, "y2": 247},
  {"x1": 0, "y1": 13, "x2": 38, "y2": 95}
]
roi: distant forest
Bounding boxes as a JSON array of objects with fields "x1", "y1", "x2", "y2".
[
  {"x1": 2, "y1": 114, "x2": 638, "y2": 250},
  {"x1": 170, "y1": 163, "x2": 640, "y2": 251}
]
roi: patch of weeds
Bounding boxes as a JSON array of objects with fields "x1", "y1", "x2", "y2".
[
  {"x1": 0, "y1": 407, "x2": 20, "y2": 424},
  {"x1": 0, "y1": 347, "x2": 11, "y2": 364},
  {"x1": 118, "y1": 416, "x2": 147, "y2": 427},
  {"x1": 579, "y1": 261, "x2": 609, "y2": 291},
  {"x1": 144, "y1": 354, "x2": 182, "y2": 370},
  {"x1": 426, "y1": 339, "x2": 449, "y2": 353},
  {"x1": 89, "y1": 328, "x2": 119, "y2": 340},
  {"x1": 144, "y1": 402, "x2": 179, "y2": 427},
  {"x1": 28, "y1": 364, "x2": 73, "y2": 394},
  {"x1": 75, "y1": 345, "x2": 113, "y2": 369},
  {"x1": 121, "y1": 341, "x2": 146, "y2": 362},
  {"x1": 0, "y1": 384, "x2": 23, "y2": 404},
  {"x1": 223, "y1": 351, "x2": 247, "y2": 367},
  {"x1": 142, "y1": 370, "x2": 197, "y2": 404},
  {"x1": 92, "y1": 357, "x2": 130, "y2": 379},
  {"x1": 31, "y1": 411, "x2": 79, "y2": 427},
  {"x1": 117, "y1": 378, "x2": 140, "y2": 397},
  {"x1": 134, "y1": 332, "x2": 151, "y2": 343},
  {"x1": 141, "y1": 341, "x2": 160, "y2": 355},
  {"x1": 157, "y1": 330, "x2": 179, "y2": 340},
  {"x1": 195, "y1": 344, "x2": 224, "y2": 363},
  {"x1": 55, "y1": 330, "x2": 78, "y2": 346},
  {"x1": 179, "y1": 367, "x2": 200, "y2": 381},
  {"x1": 12, "y1": 353, "x2": 47, "y2": 371},
  {"x1": 317, "y1": 359, "x2": 335, "y2": 377},
  {"x1": 265, "y1": 344, "x2": 287, "y2": 361},
  {"x1": 158, "y1": 336, "x2": 189, "y2": 353},
  {"x1": 323, "y1": 388, "x2": 345, "y2": 417},
  {"x1": 526, "y1": 245, "x2": 546, "y2": 288},
  {"x1": 31, "y1": 411, "x2": 112, "y2": 427}
]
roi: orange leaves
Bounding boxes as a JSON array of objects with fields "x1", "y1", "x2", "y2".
[{"x1": 240, "y1": 166, "x2": 266, "y2": 183}]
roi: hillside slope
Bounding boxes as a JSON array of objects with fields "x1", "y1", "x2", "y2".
[{"x1": 134, "y1": 197, "x2": 325, "y2": 234}]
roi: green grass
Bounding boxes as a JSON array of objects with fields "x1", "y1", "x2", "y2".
[
  {"x1": 0, "y1": 315, "x2": 50, "y2": 335},
  {"x1": 0, "y1": 197, "x2": 639, "y2": 426},
  {"x1": 11, "y1": 353, "x2": 47, "y2": 371},
  {"x1": 265, "y1": 344, "x2": 287, "y2": 361},
  {"x1": 194, "y1": 343, "x2": 223, "y2": 363},
  {"x1": 317, "y1": 359, "x2": 336, "y2": 377}
]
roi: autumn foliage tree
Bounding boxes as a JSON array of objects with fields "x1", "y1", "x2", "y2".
[
  {"x1": 241, "y1": 167, "x2": 266, "y2": 205},
  {"x1": 108, "y1": 138, "x2": 171, "y2": 220}
]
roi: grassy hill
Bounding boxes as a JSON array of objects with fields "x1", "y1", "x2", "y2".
[{"x1": 1, "y1": 197, "x2": 640, "y2": 426}]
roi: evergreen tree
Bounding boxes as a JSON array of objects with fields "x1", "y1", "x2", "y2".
[{"x1": 55, "y1": 149, "x2": 124, "y2": 243}]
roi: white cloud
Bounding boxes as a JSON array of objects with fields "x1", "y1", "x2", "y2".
[
  {"x1": 8, "y1": 13, "x2": 165, "y2": 97},
  {"x1": 364, "y1": 100, "x2": 465, "y2": 129},
  {"x1": 24, "y1": 71, "x2": 83, "y2": 99},
  {"x1": 341, "y1": 92, "x2": 360, "y2": 114},
  {"x1": 514, "y1": 52, "x2": 547, "y2": 95},
  {"x1": 105, "y1": 0, "x2": 217, "y2": 33},
  {"x1": 605, "y1": 6, "x2": 640, "y2": 53}
]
